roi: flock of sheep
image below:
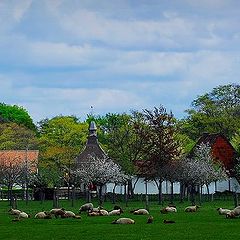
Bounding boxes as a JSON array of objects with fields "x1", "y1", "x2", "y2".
[{"x1": 7, "y1": 202, "x2": 240, "y2": 224}]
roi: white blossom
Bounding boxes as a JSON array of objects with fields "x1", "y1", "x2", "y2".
[{"x1": 73, "y1": 155, "x2": 129, "y2": 186}]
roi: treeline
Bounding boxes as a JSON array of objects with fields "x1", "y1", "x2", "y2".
[{"x1": 0, "y1": 83, "x2": 239, "y2": 190}]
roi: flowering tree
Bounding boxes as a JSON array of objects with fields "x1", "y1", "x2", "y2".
[
  {"x1": 178, "y1": 143, "x2": 227, "y2": 203},
  {"x1": 0, "y1": 154, "x2": 24, "y2": 206},
  {"x1": 73, "y1": 155, "x2": 129, "y2": 204}
]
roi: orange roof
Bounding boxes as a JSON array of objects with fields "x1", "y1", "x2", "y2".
[{"x1": 0, "y1": 150, "x2": 39, "y2": 170}]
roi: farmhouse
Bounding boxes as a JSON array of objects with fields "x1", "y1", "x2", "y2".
[{"x1": 188, "y1": 133, "x2": 237, "y2": 175}]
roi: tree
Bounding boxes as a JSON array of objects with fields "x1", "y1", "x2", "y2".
[
  {"x1": 0, "y1": 123, "x2": 37, "y2": 150},
  {"x1": 0, "y1": 153, "x2": 25, "y2": 206},
  {"x1": 231, "y1": 129, "x2": 240, "y2": 155},
  {"x1": 37, "y1": 116, "x2": 88, "y2": 198},
  {"x1": 74, "y1": 155, "x2": 128, "y2": 204},
  {"x1": 178, "y1": 143, "x2": 227, "y2": 204},
  {"x1": 179, "y1": 83, "x2": 240, "y2": 141},
  {"x1": 0, "y1": 103, "x2": 36, "y2": 131},
  {"x1": 135, "y1": 106, "x2": 182, "y2": 204}
]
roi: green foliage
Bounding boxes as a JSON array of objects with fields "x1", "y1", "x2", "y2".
[
  {"x1": 174, "y1": 133, "x2": 196, "y2": 154},
  {"x1": 37, "y1": 116, "x2": 89, "y2": 186},
  {"x1": 88, "y1": 112, "x2": 147, "y2": 175},
  {"x1": 180, "y1": 83, "x2": 240, "y2": 140},
  {"x1": 0, "y1": 122, "x2": 38, "y2": 150},
  {"x1": 0, "y1": 102, "x2": 36, "y2": 130},
  {"x1": 231, "y1": 129, "x2": 240, "y2": 155}
]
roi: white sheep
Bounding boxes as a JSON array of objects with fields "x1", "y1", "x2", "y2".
[
  {"x1": 185, "y1": 205, "x2": 200, "y2": 212},
  {"x1": 79, "y1": 203, "x2": 94, "y2": 213},
  {"x1": 18, "y1": 211, "x2": 30, "y2": 218},
  {"x1": 217, "y1": 208, "x2": 231, "y2": 215},
  {"x1": 165, "y1": 206, "x2": 177, "y2": 213},
  {"x1": 108, "y1": 209, "x2": 121, "y2": 216},
  {"x1": 133, "y1": 209, "x2": 149, "y2": 215},
  {"x1": 34, "y1": 211, "x2": 51, "y2": 219},
  {"x1": 63, "y1": 211, "x2": 76, "y2": 218},
  {"x1": 226, "y1": 206, "x2": 240, "y2": 218},
  {"x1": 99, "y1": 209, "x2": 109, "y2": 216},
  {"x1": 8, "y1": 208, "x2": 21, "y2": 215},
  {"x1": 50, "y1": 208, "x2": 65, "y2": 214},
  {"x1": 112, "y1": 218, "x2": 135, "y2": 224}
]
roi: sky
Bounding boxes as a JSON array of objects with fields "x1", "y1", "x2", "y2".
[{"x1": 0, "y1": 0, "x2": 239, "y2": 123}]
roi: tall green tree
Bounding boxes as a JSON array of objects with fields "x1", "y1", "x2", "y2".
[
  {"x1": 179, "y1": 84, "x2": 240, "y2": 141},
  {"x1": 37, "y1": 116, "x2": 88, "y2": 189},
  {"x1": 137, "y1": 106, "x2": 182, "y2": 203},
  {"x1": 0, "y1": 123, "x2": 37, "y2": 150},
  {"x1": 0, "y1": 103, "x2": 36, "y2": 131}
]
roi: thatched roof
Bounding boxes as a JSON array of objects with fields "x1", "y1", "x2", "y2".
[{"x1": 75, "y1": 121, "x2": 107, "y2": 166}]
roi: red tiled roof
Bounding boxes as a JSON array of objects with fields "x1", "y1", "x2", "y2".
[{"x1": 0, "y1": 150, "x2": 39, "y2": 170}]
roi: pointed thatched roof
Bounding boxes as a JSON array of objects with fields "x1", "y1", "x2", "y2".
[{"x1": 75, "y1": 121, "x2": 107, "y2": 167}]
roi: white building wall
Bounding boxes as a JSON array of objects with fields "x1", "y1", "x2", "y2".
[{"x1": 106, "y1": 177, "x2": 240, "y2": 194}]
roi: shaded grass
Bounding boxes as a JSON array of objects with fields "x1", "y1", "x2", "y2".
[{"x1": 0, "y1": 199, "x2": 240, "y2": 240}]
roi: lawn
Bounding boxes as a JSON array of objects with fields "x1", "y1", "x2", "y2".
[{"x1": 0, "y1": 199, "x2": 239, "y2": 240}]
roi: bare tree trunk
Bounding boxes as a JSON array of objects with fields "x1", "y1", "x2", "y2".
[
  {"x1": 158, "y1": 180, "x2": 163, "y2": 205},
  {"x1": 25, "y1": 184, "x2": 29, "y2": 205},
  {"x1": 132, "y1": 177, "x2": 139, "y2": 194},
  {"x1": 170, "y1": 182, "x2": 174, "y2": 204},
  {"x1": 99, "y1": 185, "x2": 103, "y2": 206},
  {"x1": 112, "y1": 184, "x2": 117, "y2": 204},
  {"x1": 124, "y1": 184, "x2": 128, "y2": 207},
  {"x1": 153, "y1": 179, "x2": 163, "y2": 205},
  {"x1": 71, "y1": 186, "x2": 75, "y2": 207},
  {"x1": 145, "y1": 181, "x2": 149, "y2": 211},
  {"x1": 179, "y1": 182, "x2": 184, "y2": 203},
  {"x1": 206, "y1": 184, "x2": 210, "y2": 201},
  {"x1": 190, "y1": 185, "x2": 195, "y2": 205},
  {"x1": 127, "y1": 179, "x2": 134, "y2": 198}
]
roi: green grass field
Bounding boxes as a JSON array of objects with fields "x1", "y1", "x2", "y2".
[{"x1": 0, "y1": 199, "x2": 239, "y2": 240}]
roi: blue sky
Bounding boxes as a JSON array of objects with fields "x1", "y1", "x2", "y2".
[{"x1": 0, "y1": 0, "x2": 239, "y2": 122}]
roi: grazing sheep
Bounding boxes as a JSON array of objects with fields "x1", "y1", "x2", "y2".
[
  {"x1": 18, "y1": 211, "x2": 30, "y2": 219},
  {"x1": 34, "y1": 211, "x2": 52, "y2": 219},
  {"x1": 63, "y1": 211, "x2": 76, "y2": 218},
  {"x1": 160, "y1": 206, "x2": 177, "y2": 214},
  {"x1": 50, "y1": 208, "x2": 65, "y2": 214},
  {"x1": 147, "y1": 215, "x2": 154, "y2": 224},
  {"x1": 133, "y1": 209, "x2": 149, "y2": 215},
  {"x1": 8, "y1": 208, "x2": 21, "y2": 215},
  {"x1": 88, "y1": 211, "x2": 101, "y2": 216},
  {"x1": 130, "y1": 208, "x2": 140, "y2": 213},
  {"x1": 226, "y1": 206, "x2": 240, "y2": 219},
  {"x1": 111, "y1": 218, "x2": 135, "y2": 224},
  {"x1": 226, "y1": 211, "x2": 236, "y2": 219},
  {"x1": 108, "y1": 209, "x2": 121, "y2": 216},
  {"x1": 163, "y1": 220, "x2": 175, "y2": 224},
  {"x1": 54, "y1": 209, "x2": 66, "y2": 218},
  {"x1": 184, "y1": 205, "x2": 200, "y2": 212},
  {"x1": 79, "y1": 203, "x2": 94, "y2": 213},
  {"x1": 113, "y1": 205, "x2": 123, "y2": 213},
  {"x1": 217, "y1": 208, "x2": 231, "y2": 215},
  {"x1": 99, "y1": 209, "x2": 109, "y2": 216}
]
